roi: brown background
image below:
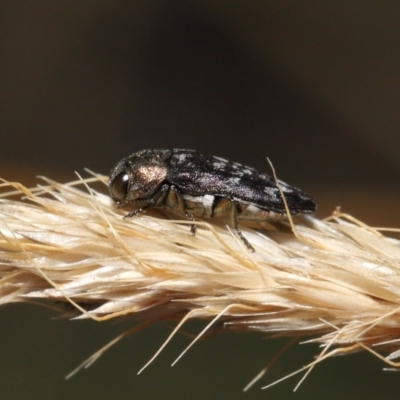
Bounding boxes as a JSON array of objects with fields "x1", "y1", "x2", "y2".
[{"x1": 1, "y1": 2, "x2": 400, "y2": 399}]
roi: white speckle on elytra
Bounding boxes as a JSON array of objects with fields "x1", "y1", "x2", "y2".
[
  {"x1": 176, "y1": 154, "x2": 189, "y2": 163},
  {"x1": 263, "y1": 187, "x2": 277, "y2": 196},
  {"x1": 232, "y1": 171, "x2": 244, "y2": 177},
  {"x1": 213, "y1": 161, "x2": 227, "y2": 169},
  {"x1": 227, "y1": 177, "x2": 241, "y2": 185}
]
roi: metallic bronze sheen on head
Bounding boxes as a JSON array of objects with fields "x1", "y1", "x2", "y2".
[
  {"x1": 137, "y1": 165, "x2": 166, "y2": 185},
  {"x1": 109, "y1": 153, "x2": 168, "y2": 203},
  {"x1": 129, "y1": 164, "x2": 168, "y2": 199}
]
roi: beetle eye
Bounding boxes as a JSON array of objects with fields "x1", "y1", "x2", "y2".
[{"x1": 110, "y1": 172, "x2": 129, "y2": 200}]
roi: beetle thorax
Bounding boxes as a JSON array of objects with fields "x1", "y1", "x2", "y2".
[{"x1": 128, "y1": 163, "x2": 167, "y2": 200}]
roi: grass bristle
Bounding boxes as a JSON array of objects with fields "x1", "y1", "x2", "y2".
[{"x1": 1, "y1": 173, "x2": 400, "y2": 386}]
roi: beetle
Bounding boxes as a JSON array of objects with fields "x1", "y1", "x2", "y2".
[{"x1": 108, "y1": 149, "x2": 316, "y2": 251}]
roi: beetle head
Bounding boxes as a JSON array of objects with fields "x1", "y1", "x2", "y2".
[{"x1": 109, "y1": 156, "x2": 167, "y2": 204}]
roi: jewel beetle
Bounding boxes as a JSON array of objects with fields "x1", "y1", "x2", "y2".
[{"x1": 109, "y1": 149, "x2": 316, "y2": 251}]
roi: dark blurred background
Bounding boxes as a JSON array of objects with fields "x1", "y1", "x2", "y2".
[{"x1": 1, "y1": 2, "x2": 400, "y2": 399}]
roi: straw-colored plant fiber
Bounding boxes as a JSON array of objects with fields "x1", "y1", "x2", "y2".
[{"x1": 1, "y1": 173, "x2": 400, "y2": 388}]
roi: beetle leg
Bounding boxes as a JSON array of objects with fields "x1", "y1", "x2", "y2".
[
  {"x1": 166, "y1": 186, "x2": 197, "y2": 235},
  {"x1": 212, "y1": 198, "x2": 254, "y2": 251},
  {"x1": 229, "y1": 201, "x2": 255, "y2": 252},
  {"x1": 122, "y1": 184, "x2": 171, "y2": 220},
  {"x1": 123, "y1": 204, "x2": 150, "y2": 219},
  {"x1": 185, "y1": 212, "x2": 197, "y2": 235}
]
